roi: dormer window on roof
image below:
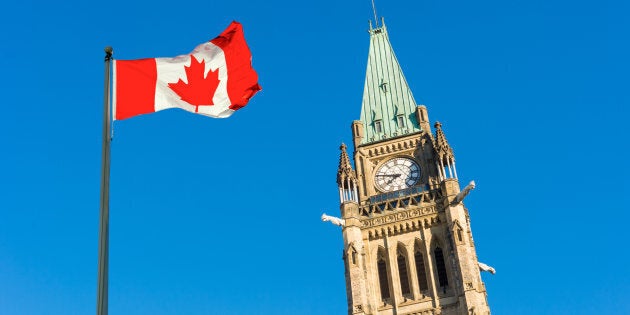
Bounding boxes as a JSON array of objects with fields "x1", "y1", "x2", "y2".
[
  {"x1": 374, "y1": 120, "x2": 383, "y2": 133},
  {"x1": 397, "y1": 115, "x2": 406, "y2": 128}
]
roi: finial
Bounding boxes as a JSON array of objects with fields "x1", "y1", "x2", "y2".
[
  {"x1": 104, "y1": 46, "x2": 113, "y2": 61},
  {"x1": 434, "y1": 121, "x2": 442, "y2": 129},
  {"x1": 340, "y1": 143, "x2": 347, "y2": 151}
]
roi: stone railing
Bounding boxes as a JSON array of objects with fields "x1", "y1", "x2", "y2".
[{"x1": 360, "y1": 187, "x2": 442, "y2": 217}]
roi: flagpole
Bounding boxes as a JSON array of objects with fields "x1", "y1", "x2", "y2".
[{"x1": 97, "y1": 46, "x2": 113, "y2": 315}]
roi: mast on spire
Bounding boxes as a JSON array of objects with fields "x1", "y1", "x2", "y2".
[{"x1": 370, "y1": 0, "x2": 379, "y2": 28}]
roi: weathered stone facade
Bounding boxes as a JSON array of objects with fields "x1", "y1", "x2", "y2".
[{"x1": 332, "y1": 20, "x2": 491, "y2": 315}]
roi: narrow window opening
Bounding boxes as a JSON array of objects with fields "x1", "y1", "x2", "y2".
[
  {"x1": 374, "y1": 120, "x2": 383, "y2": 133},
  {"x1": 434, "y1": 247, "x2": 449, "y2": 288},
  {"x1": 414, "y1": 251, "x2": 429, "y2": 291},
  {"x1": 397, "y1": 254, "x2": 411, "y2": 295},
  {"x1": 377, "y1": 257, "x2": 390, "y2": 301},
  {"x1": 351, "y1": 249, "x2": 357, "y2": 265},
  {"x1": 457, "y1": 229, "x2": 463, "y2": 243},
  {"x1": 397, "y1": 115, "x2": 406, "y2": 128}
]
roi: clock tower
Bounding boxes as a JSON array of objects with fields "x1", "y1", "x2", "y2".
[{"x1": 333, "y1": 19, "x2": 491, "y2": 315}]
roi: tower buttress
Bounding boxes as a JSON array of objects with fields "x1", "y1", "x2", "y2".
[
  {"x1": 352, "y1": 120, "x2": 365, "y2": 151},
  {"x1": 416, "y1": 105, "x2": 431, "y2": 132},
  {"x1": 438, "y1": 178, "x2": 491, "y2": 315},
  {"x1": 337, "y1": 144, "x2": 370, "y2": 314}
]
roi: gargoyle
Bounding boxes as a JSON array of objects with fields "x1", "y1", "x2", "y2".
[
  {"x1": 321, "y1": 213, "x2": 345, "y2": 227},
  {"x1": 452, "y1": 180, "x2": 475, "y2": 205},
  {"x1": 478, "y1": 262, "x2": 496, "y2": 274}
]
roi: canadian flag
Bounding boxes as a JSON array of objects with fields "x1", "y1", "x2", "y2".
[{"x1": 113, "y1": 21, "x2": 261, "y2": 120}]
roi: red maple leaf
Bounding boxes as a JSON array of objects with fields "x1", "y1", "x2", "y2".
[{"x1": 168, "y1": 55, "x2": 220, "y2": 111}]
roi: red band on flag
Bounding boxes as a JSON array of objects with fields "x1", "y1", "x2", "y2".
[
  {"x1": 211, "y1": 22, "x2": 261, "y2": 111},
  {"x1": 114, "y1": 59, "x2": 157, "y2": 120}
]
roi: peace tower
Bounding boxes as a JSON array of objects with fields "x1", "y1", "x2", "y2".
[{"x1": 328, "y1": 19, "x2": 492, "y2": 315}]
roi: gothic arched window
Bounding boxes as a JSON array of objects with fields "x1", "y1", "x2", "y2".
[
  {"x1": 397, "y1": 253, "x2": 411, "y2": 296},
  {"x1": 434, "y1": 247, "x2": 449, "y2": 288},
  {"x1": 377, "y1": 250, "x2": 390, "y2": 301},
  {"x1": 414, "y1": 250, "x2": 429, "y2": 292}
]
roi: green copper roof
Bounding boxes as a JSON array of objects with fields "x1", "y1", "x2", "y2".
[{"x1": 359, "y1": 20, "x2": 421, "y2": 145}]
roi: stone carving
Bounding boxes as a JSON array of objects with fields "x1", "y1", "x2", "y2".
[
  {"x1": 361, "y1": 207, "x2": 436, "y2": 228},
  {"x1": 321, "y1": 213, "x2": 345, "y2": 227},
  {"x1": 453, "y1": 180, "x2": 475, "y2": 204},
  {"x1": 478, "y1": 262, "x2": 496, "y2": 274},
  {"x1": 365, "y1": 139, "x2": 416, "y2": 157}
]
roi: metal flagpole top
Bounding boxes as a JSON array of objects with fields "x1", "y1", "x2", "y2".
[{"x1": 104, "y1": 47, "x2": 113, "y2": 62}]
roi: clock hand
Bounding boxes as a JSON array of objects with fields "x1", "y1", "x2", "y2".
[{"x1": 386, "y1": 174, "x2": 403, "y2": 184}]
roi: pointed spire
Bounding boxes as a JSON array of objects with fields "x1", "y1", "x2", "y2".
[
  {"x1": 358, "y1": 19, "x2": 422, "y2": 145},
  {"x1": 337, "y1": 143, "x2": 359, "y2": 203},
  {"x1": 433, "y1": 121, "x2": 454, "y2": 160},
  {"x1": 337, "y1": 143, "x2": 356, "y2": 186},
  {"x1": 433, "y1": 122, "x2": 458, "y2": 181}
]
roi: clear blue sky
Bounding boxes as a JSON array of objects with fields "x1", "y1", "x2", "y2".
[{"x1": 0, "y1": 0, "x2": 627, "y2": 314}]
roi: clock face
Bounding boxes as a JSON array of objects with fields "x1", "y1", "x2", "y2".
[{"x1": 374, "y1": 157, "x2": 421, "y2": 192}]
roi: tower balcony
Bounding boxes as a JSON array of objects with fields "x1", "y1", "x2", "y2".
[{"x1": 360, "y1": 185, "x2": 442, "y2": 216}]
